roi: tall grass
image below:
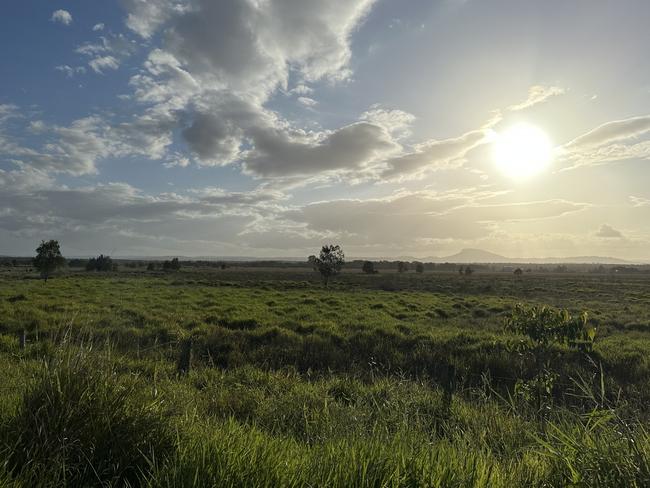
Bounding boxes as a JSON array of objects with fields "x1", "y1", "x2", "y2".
[{"x1": 1, "y1": 345, "x2": 173, "y2": 487}]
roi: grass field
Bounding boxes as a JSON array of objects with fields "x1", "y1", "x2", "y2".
[{"x1": 1, "y1": 267, "x2": 650, "y2": 486}]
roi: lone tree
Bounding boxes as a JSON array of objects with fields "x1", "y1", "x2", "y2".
[
  {"x1": 33, "y1": 240, "x2": 66, "y2": 282},
  {"x1": 312, "y1": 245, "x2": 345, "y2": 286},
  {"x1": 397, "y1": 261, "x2": 409, "y2": 273},
  {"x1": 415, "y1": 262, "x2": 424, "y2": 273},
  {"x1": 362, "y1": 260, "x2": 376, "y2": 274}
]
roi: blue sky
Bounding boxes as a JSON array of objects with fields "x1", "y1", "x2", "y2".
[{"x1": 2, "y1": 0, "x2": 650, "y2": 259}]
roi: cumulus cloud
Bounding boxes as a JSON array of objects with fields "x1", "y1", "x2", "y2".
[
  {"x1": 508, "y1": 85, "x2": 566, "y2": 111},
  {"x1": 92, "y1": 23, "x2": 105, "y2": 31},
  {"x1": 244, "y1": 121, "x2": 400, "y2": 177},
  {"x1": 596, "y1": 224, "x2": 624, "y2": 238},
  {"x1": 51, "y1": 9, "x2": 72, "y2": 25}
]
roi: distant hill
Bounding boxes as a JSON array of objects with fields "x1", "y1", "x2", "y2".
[{"x1": 425, "y1": 248, "x2": 634, "y2": 265}]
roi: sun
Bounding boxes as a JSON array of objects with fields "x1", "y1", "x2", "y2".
[{"x1": 492, "y1": 123, "x2": 553, "y2": 180}]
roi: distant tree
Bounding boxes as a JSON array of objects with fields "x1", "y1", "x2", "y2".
[
  {"x1": 464, "y1": 266, "x2": 474, "y2": 276},
  {"x1": 415, "y1": 262, "x2": 424, "y2": 273},
  {"x1": 86, "y1": 254, "x2": 115, "y2": 272},
  {"x1": 362, "y1": 261, "x2": 376, "y2": 274},
  {"x1": 397, "y1": 261, "x2": 409, "y2": 273},
  {"x1": 312, "y1": 245, "x2": 345, "y2": 287},
  {"x1": 307, "y1": 255, "x2": 317, "y2": 269},
  {"x1": 163, "y1": 257, "x2": 181, "y2": 271},
  {"x1": 220, "y1": 263, "x2": 227, "y2": 270},
  {"x1": 458, "y1": 266, "x2": 465, "y2": 275},
  {"x1": 33, "y1": 240, "x2": 66, "y2": 282},
  {"x1": 514, "y1": 268, "x2": 523, "y2": 277},
  {"x1": 146, "y1": 262, "x2": 156, "y2": 271}
]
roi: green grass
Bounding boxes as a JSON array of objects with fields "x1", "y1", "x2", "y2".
[{"x1": 0, "y1": 269, "x2": 649, "y2": 486}]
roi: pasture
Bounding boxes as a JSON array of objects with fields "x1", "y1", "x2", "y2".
[{"x1": 1, "y1": 267, "x2": 650, "y2": 486}]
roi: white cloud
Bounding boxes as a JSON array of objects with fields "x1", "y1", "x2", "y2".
[
  {"x1": 560, "y1": 115, "x2": 650, "y2": 170},
  {"x1": 508, "y1": 85, "x2": 566, "y2": 111},
  {"x1": 297, "y1": 97, "x2": 318, "y2": 107},
  {"x1": 51, "y1": 9, "x2": 73, "y2": 25},
  {"x1": 55, "y1": 65, "x2": 86, "y2": 78},
  {"x1": 93, "y1": 23, "x2": 105, "y2": 31},
  {"x1": 89, "y1": 56, "x2": 120, "y2": 73},
  {"x1": 380, "y1": 130, "x2": 488, "y2": 180},
  {"x1": 566, "y1": 115, "x2": 650, "y2": 148}
]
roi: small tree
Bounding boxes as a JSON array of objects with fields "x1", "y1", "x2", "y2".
[
  {"x1": 464, "y1": 266, "x2": 474, "y2": 276},
  {"x1": 415, "y1": 262, "x2": 424, "y2": 273},
  {"x1": 146, "y1": 262, "x2": 156, "y2": 271},
  {"x1": 33, "y1": 240, "x2": 66, "y2": 282},
  {"x1": 397, "y1": 261, "x2": 409, "y2": 273},
  {"x1": 86, "y1": 254, "x2": 115, "y2": 272},
  {"x1": 362, "y1": 261, "x2": 376, "y2": 274},
  {"x1": 514, "y1": 268, "x2": 523, "y2": 277},
  {"x1": 312, "y1": 245, "x2": 345, "y2": 287},
  {"x1": 163, "y1": 257, "x2": 181, "y2": 271}
]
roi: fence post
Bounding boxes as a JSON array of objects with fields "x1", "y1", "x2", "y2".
[
  {"x1": 176, "y1": 338, "x2": 193, "y2": 376},
  {"x1": 19, "y1": 329, "x2": 26, "y2": 350}
]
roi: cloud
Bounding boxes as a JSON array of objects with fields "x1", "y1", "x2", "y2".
[
  {"x1": 380, "y1": 130, "x2": 488, "y2": 180},
  {"x1": 596, "y1": 224, "x2": 624, "y2": 238},
  {"x1": 566, "y1": 115, "x2": 650, "y2": 148},
  {"x1": 55, "y1": 65, "x2": 86, "y2": 78},
  {"x1": 508, "y1": 85, "x2": 566, "y2": 111},
  {"x1": 560, "y1": 115, "x2": 650, "y2": 169},
  {"x1": 89, "y1": 56, "x2": 120, "y2": 73},
  {"x1": 51, "y1": 9, "x2": 73, "y2": 25},
  {"x1": 244, "y1": 121, "x2": 400, "y2": 177},
  {"x1": 284, "y1": 191, "x2": 586, "y2": 247},
  {"x1": 76, "y1": 34, "x2": 136, "y2": 74},
  {"x1": 297, "y1": 97, "x2": 318, "y2": 107},
  {"x1": 93, "y1": 23, "x2": 105, "y2": 31}
]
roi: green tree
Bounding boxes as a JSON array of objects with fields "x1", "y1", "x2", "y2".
[
  {"x1": 33, "y1": 240, "x2": 66, "y2": 282},
  {"x1": 312, "y1": 245, "x2": 345, "y2": 287},
  {"x1": 362, "y1": 260, "x2": 376, "y2": 274}
]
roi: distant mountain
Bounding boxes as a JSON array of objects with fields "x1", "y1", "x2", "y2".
[{"x1": 426, "y1": 248, "x2": 634, "y2": 265}]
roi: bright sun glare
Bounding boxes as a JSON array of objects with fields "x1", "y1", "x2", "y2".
[{"x1": 493, "y1": 123, "x2": 553, "y2": 181}]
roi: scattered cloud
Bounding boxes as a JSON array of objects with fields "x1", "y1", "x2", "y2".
[
  {"x1": 297, "y1": 97, "x2": 318, "y2": 107},
  {"x1": 89, "y1": 56, "x2": 120, "y2": 73},
  {"x1": 508, "y1": 85, "x2": 566, "y2": 111},
  {"x1": 51, "y1": 9, "x2": 73, "y2": 26},
  {"x1": 596, "y1": 224, "x2": 624, "y2": 238},
  {"x1": 566, "y1": 115, "x2": 650, "y2": 149},
  {"x1": 92, "y1": 23, "x2": 105, "y2": 31},
  {"x1": 560, "y1": 115, "x2": 650, "y2": 170},
  {"x1": 55, "y1": 65, "x2": 86, "y2": 78}
]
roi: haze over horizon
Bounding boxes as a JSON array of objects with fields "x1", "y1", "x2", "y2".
[{"x1": 2, "y1": 1, "x2": 650, "y2": 260}]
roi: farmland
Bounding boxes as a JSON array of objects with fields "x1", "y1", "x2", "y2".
[{"x1": 1, "y1": 267, "x2": 650, "y2": 486}]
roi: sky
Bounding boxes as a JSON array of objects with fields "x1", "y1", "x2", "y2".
[{"x1": 1, "y1": 0, "x2": 650, "y2": 259}]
